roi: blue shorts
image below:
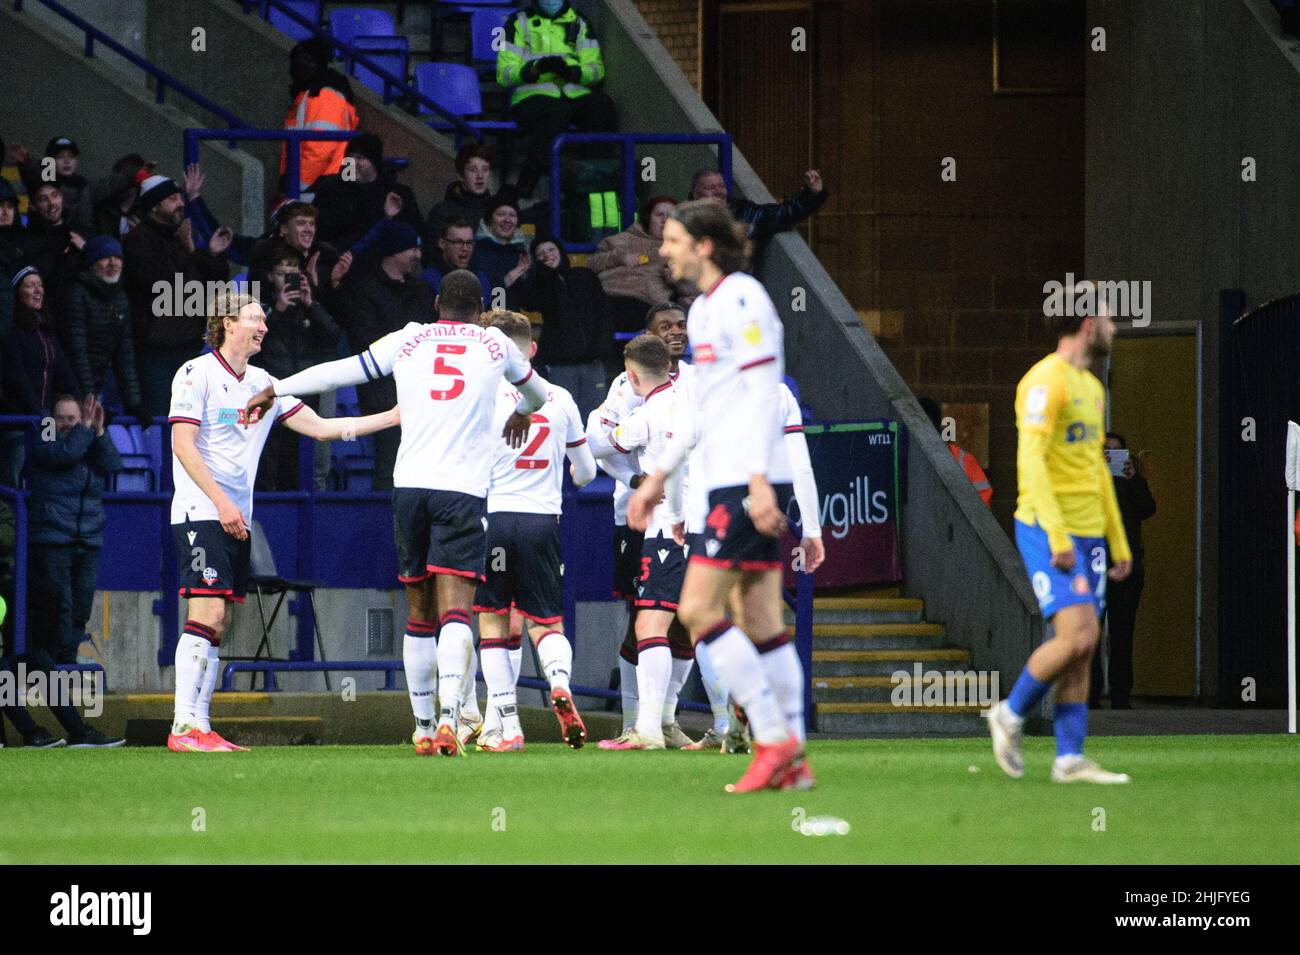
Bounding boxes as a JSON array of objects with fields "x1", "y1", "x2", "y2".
[{"x1": 1014, "y1": 519, "x2": 1107, "y2": 619}]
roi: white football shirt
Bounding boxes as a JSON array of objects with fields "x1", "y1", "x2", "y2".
[
  {"x1": 596, "y1": 362, "x2": 693, "y2": 525},
  {"x1": 168, "y1": 350, "x2": 304, "y2": 524},
  {"x1": 486, "y1": 380, "x2": 585, "y2": 515},
  {"x1": 360, "y1": 320, "x2": 536, "y2": 497},
  {"x1": 685, "y1": 380, "x2": 802, "y2": 533},
  {"x1": 611, "y1": 379, "x2": 684, "y2": 537},
  {"x1": 686, "y1": 272, "x2": 792, "y2": 494}
]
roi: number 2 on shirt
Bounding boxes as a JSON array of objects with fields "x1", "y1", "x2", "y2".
[
  {"x1": 430, "y1": 343, "x2": 466, "y2": 401},
  {"x1": 515, "y1": 413, "x2": 550, "y2": 469}
]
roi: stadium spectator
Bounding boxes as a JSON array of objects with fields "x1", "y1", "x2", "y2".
[
  {"x1": 424, "y1": 144, "x2": 517, "y2": 246},
  {"x1": 470, "y1": 197, "x2": 531, "y2": 294},
  {"x1": 334, "y1": 220, "x2": 433, "y2": 490},
  {"x1": 1090, "y1": 432, "x2": 1156, "y2": 710},
  {"x1": 0, "y1": 650, "x2": 123, "y2": 747},
  {"x1": 689, "y1": 167, "x2": 828, "y2": 246},
  {"x1": 248, "y1": 200, "x2": 337, "y2": 297},
  {"x1": 312, "y1": 134, "x2": 422, "y2": 254},
  {"x1": 496, "y1": 0, "x2": 618, "y2": 197},
  {"x1": 282, "y1": 38, "x2": 359, "y2": 197},
  {"x1": 23, "y1": 181, "x2": 86, "y2": 315},
  {"x1": 588, "y1": 195, "x2": 682, "y2": 334},
  {"x1": 919, "y1": 396, "x2": 992, "y2": 507},
  {"x1": 12, "y1": 137, "x2": 94, "y2": 235},
  {"x1": 122, "y1": 173, "x2": 231, "y2": 418},
  {"x1": 91, "y1": 153, "x2": 151, "y2": 239},
  {"x1": 0, "y1": 178, "x2": 25, "y2": 337},
  {"x1": 177, "y1": 163, "x2": 255, "y2": 267},
  {"x1": 421, "y1": 219, "x2": 491, "y2": 299},
  {"x1": 62, "y1": 236, "x2": 147, "y2": 427},
  {"x1": 255, "y1": 243, "x2": 343, "y2": 491},
  {"x1": 28, "y1": 394, "x2": 119, "y2": 664},
  {"x1": 508, "y1": 235, "x2": 610, "y2": 421}
]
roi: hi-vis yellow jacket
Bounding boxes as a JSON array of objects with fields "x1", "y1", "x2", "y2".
[{"x1": 496, "y1": 6, "x2": 605, "y2": 107}]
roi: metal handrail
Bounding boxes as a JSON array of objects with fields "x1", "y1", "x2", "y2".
[
  {"x1": 12, "y1": 0, "x2": 251, "y2": 129},
  {"x1": 549, "y1": 132, "x2": 734, "y2": 252},
  {"x1": 184, "y1": 127, "x2": 360, "y2": 199},
  {"x1": 236, "y1": 0, "x2": 479, "y2": 140}
]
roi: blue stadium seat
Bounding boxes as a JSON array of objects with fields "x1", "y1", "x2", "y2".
[
  {"x1": 469, "y1": 8, "x2": 512, "y2": 67},
  {"x1": 265, "y1": 0, "x2": 322, "y2": 41},
  {"x1": 108, "y1": 424, "x2": 154, "y2": 492},
  {"x1": 349, "y1": 34, "x2": 410, "y2": 97},
  {"x1": 330, "y1": 7, "x2": 396, "y2": 48},
  {"x1": 414, "y1": 63, "x2": 517, "y2": 140}
]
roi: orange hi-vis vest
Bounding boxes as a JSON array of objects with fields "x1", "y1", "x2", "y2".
[
  {"x1": 280, "y1": 83, "x2": 358, "y2": 192},
  {"x1": 949, "y1": 443, "x2": 992, "y2": 506}
]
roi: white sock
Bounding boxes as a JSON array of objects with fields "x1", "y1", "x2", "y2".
[
  {"x1": 482, "y1": 645, "x2": 521, "y2": 739},
  {"x1": 703, "y1": 624, "x2": 789, "y2": 745},
  {"x1": 403, "y1": 633, "x2": 438, "y2": 726},
  {"x1": 695, "y1": 641, "x2": 731, "y2": 734},
  {"x1": 510, "y1": 645, "x2": 522, "y2": 683},
  {"x1": 436, "y1": 619, "x2": 474, "y2": 728},
  {"x1": 618, "y1": 656, "x2": 639, "y2": 732},
  {"x1": 634, "y1": 641, "x2": 671, "y2": 739},
  {"x1": 663, "y1": 657, "x2": 694, "y2": 724},
  {"x1": 459, "y1": 643, "x2": 481, "y2": 721},
  {"x1": 193, "y1": 643, "x2": 221, "y2": 733},
  {"x1": 172, "y1": 633, "x2": 209, "y2": 731},
  {"x1": 536, "y1": 631, "x2": 572, "y2": 691},
  {"x1": 759, "y1": 641, "x2": 805, "y2": 744}
]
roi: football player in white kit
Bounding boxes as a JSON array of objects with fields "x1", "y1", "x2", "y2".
[
  {"x1": 587, "y1": 304, "x2": 699, "y2": 747},
  {"x1": 247, "y1": 272, "x2": 549, "y2": 757},
  {"x1": 168, "y1": 291, "x2": 400, "y2": 753},
  {"x1": 629, "y1": 200, "x2": 811, "y2": 792},
  {"x1": 470, "y1": 310, "x2": 597, "y2": 752},
  {"x1": 587, "y1": 335, "x2": 688, "y2": 750}
]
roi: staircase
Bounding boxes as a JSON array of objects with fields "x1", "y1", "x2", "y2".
[{"x1": 788, "y1": 589, "x2": 992, "y2": 735}]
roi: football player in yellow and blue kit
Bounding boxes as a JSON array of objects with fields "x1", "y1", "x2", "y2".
[{"x1": 986, "y1": 295, "x2": 1133, "y2": 784}]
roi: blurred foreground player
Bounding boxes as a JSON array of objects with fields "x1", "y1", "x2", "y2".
[
  {"x1": 985, "y1": 291, "x2": 1132, "y2": 784},
  {"x1": 248, "y1": 272, "x2": 548, "y2": 757},
  {"x1": 629, "y1": 200, "x2": 807, "y2": 793},
  {"x1": 168, "y1": 292, "x2": 398, "y2": 752},
  {"x1": 471, "y1": 310, "x2": 596, "y2": 752}
]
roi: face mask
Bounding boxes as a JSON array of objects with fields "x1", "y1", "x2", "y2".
[{"x1": 539, "y1": 0, "x2": 563, "y2": 16}]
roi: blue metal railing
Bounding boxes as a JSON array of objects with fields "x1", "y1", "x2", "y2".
[
  {"x1": 236, "y1": 0, "x2": 479, "y2": 141},
  {"x1": 549, "y1": 132, "x2": 734, "y2": 252},
  {"x1": 184, "y1": 127, "x2": 357, "y2": 200},
  {"x1": 12, "y1": 0, "x2": 251, "y2": 129}
]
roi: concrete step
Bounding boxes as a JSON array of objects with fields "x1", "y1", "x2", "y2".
[
  {"x1": 816, "y1": 708, "x2": 986, "y2": 736},
  {"x1": 809, "y1": 623, "x2": 945, "y2": 651},
  {"x1": 812, "y1": 676, "x2": 900, "y2": 702},
  {"x1": 805, "y1": 596, "x2": 923, "y2": 622},
  {"x1": 811, "y1": 648, "x2": 971, "y2": 677}
]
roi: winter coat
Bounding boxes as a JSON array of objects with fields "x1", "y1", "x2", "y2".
[
  {"x1": 28, "y1": 424, "x2": 121, "y2": 547},
  {"x1": 121, "y1": 217, "x2": 229, "y2": 352},
  {"x1": 91, "y1": 168, "x2": 141, "y2": 239},
  {"x1": 587, "y1": 221, "x2": 678, "y2": 304},
  {"x1": 469, "y1": 222, "x2": 529, "y2": 293},
  {"x1": 311, "y1": 174, "x2": 422, "y2": 253},
  {"x1": 424, "y1": 181, "x2": 517, "y2": 247},
  {"x1": 61, "y1": 269, "x2": 143, "y2": 411},
  {"x1": 281, "y1": 68, "x2": 359, "y2": 193},
  {"x1": 508, "y1": 251, "x2": 610, "y2": 366},
  {"x1": 257, "y1": 293, "x2": 343, "y2": 381},
  {"x1": 336, "y1": 265, "x2": 435, "y2": 414},
  {"x1": 730, "y1": 186, "x2": 828, "y2": 244},
  {"x1": 2, "y1": 310, "x2": 82, "y2": 415},
  {"x1": 22, "y1": 216, "x2": 83, "y2": 314}
]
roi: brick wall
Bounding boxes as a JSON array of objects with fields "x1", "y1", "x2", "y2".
[{"x1": 633, "y1": 0, "x2": 700, "y2": 91}]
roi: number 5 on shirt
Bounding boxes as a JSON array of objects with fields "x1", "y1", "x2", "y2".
[{"x1": 430, "y1": 343, "x2": 466, "y2": 401}]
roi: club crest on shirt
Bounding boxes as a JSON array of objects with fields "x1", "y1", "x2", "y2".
[
  {"x1": 202, "y1": 566, "x2": 219, "y2": 585},
  {"x1": 1071, "y1": 575, "x2": 1089, "y2": 595},
  {"x1": 695, "y1": 343, "x2": 716, "y2": 364}
]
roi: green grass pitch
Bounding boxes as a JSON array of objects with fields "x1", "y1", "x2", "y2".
[{"x1": 3, "y1": 736, "x2": 1297, "y2": 864}]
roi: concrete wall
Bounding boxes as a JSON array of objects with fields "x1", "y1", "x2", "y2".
[
  {"x1": 2, "y1": 1, "x2": 263, "y2": 234},
  {"x1": 598, "y1": 0, "x2": 1043, "y2": 675},
  {"x1": 144, "y1": 0, "x2": 458, "y2": 224},
  {"x1": 1084, "y1": 0, "x2": 1300, "y2": 698}
]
